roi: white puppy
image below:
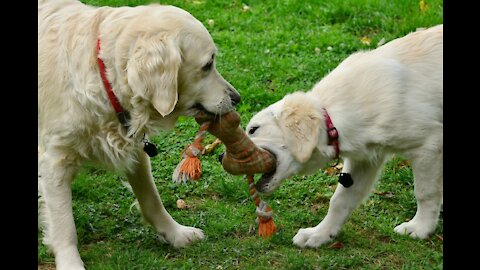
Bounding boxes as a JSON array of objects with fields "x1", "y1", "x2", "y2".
[
  {"x1": 246, "y1": 25, "x2": 442, "y2": 248},
  {"x1": 38, "y1": 0, "x2": 240, "y2": 269}
]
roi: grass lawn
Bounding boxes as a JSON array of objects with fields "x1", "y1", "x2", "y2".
[{"x1": 38, "y1": 0, "x2": 443, "y2": 269}]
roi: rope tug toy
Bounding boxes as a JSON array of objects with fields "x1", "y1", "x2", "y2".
[{"x1": 172, "y1": 111, "x2": 277, "y2": 237}]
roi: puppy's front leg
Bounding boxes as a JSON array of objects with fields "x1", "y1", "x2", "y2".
[
  {"x1": 394, "y1": 137, "x2": 443, "y2": 239},
  {"x1": 126, "y1": 152, "x2": 204, "y2": 248},
  {"x1": 293, "y1": 158, "x2": 385, "y2": 248},
  {"x1": 38, "y1": 150, "x2": 84, "y2": 270}
]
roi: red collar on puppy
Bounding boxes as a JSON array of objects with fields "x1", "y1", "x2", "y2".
[
  {"x1": 96, "y1": 38, "x2": 130, "y2": 127},
  {"x1": 323, "y1": 108, "x2": 340, "y2": 158}
]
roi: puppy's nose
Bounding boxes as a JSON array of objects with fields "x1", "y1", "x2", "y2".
[
  {"x1": 229, "y1": 90, "x2": 241, "y2": 106},
  {"x1": 218, "y1": 152, "x2": 225, "y2": 163}
]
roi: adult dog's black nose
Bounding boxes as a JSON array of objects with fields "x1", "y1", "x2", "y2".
[{"x1": 229, "y1": 90, "x2": 241, "y2": 106}]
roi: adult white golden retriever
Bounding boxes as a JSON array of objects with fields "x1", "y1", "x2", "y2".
[
  {"x1": 246, "y1": 25, "x2": 442, "y2": 248},
  {"x1": 38, "y1": 0, "x2": 240, "y2": 269}
]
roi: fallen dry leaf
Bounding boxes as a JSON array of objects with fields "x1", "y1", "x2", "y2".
[
  {"x1": 329, "y1": 241, "x2": 344, "y2": 249},
  {"x1": 361, "y1": 36, "x2": 371, "y2": 45},
  {"x1": 435, "y1": 234, "x2": 443, "y2": 241},
  {"x1": 310, "y1": 203, "x2": 321, "y2": 213},
  {"x1": 419, "y1": 0, "x2": 428, "y2": 12},
  {"x1": 324, "y1": 161, "x2": 343, "y2": 176},
  {"x1": 397, "y1": 159, "x2": 411, "y2": 169},
  {"x1": 203, "y1": 138, "x2": 222, "y2": 155},
  {"x1": 176, "y1": 199, "x2": 189, "y2": 209},
  {"x1": 378, "y1": 235, "x2": 392, "y2": 243},
  {"x1": 374, "y1": 191, "x2": 395, "y2": 198},
  {"x1": 325, "y1": 167, "x2": 338, "y2": 176}
]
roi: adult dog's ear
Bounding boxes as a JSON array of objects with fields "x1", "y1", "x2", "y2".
[
  {"x1": 127, "y1": 34, "x2": 181, "y2": 117},
  {"x1": 277, "y1": 94, "x2": 323, "y2": 163}
]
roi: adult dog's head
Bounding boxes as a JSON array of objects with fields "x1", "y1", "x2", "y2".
[
  {"x1": 113, "y1": 5, "x2": 240, "y2": 133},
  {"x1": 246, "y1": 92, "x2": 337, "y2": 194}
]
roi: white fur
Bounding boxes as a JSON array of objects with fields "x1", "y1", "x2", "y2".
[
  {"x1": 246, "y1": 25, "x2": 443, "y2": 248},
  {"x1": 38, "y1": 0, "x2": 240, "y2": 269}
]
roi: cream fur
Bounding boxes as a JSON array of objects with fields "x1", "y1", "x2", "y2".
[
  {"x1": 246, "y1": 25, "x2": 443, "y2": 248},
  {"x1": 38, "y1": 0, "x2": 240, "y2": 269}
]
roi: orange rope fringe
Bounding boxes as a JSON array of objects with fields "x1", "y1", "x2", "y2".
[
  {"x1": 172, "y1": 122, "x2": 209, "y2": 183},
  {"x1": 247, "y1": 175, "x2": 276, "y2": 237},
  {"x1": 178, "y1": 155, "x2": 202, "y2": 180}
]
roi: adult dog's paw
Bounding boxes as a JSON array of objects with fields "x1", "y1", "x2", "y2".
[
  {"x1": 292, "y1": 227, "x2": 335, "y2": 248},
  {"x1": 394, "y1": 220, "x2": 433, "y2": 239},
  {"x1": 55, "y1": 246, "x2": 86, "y2": 270},
  {"x1": 158, "y1": 225, "x2": 204, "y2": 248}
]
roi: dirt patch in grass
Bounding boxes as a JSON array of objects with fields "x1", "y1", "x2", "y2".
[{"x1": 38, "y1": 262, "x2": 55, "y2": 270}]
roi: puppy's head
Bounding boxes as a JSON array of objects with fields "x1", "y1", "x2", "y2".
[
  {"x1": 246, "y1": 92, "x2": 336, "y2": 194},
  {"x1": 125, "y1": 5, "x2": 240, "y2": 123}
]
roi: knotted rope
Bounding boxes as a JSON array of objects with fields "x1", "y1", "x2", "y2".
[
  {"x1": 247, "y1": 175, "x2": 276, "y2": 237},
  {"x1": 171, "y1": 113, "x2": 276, "y2": 237}
]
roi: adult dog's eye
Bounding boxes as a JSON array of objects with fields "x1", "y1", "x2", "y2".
[
  {"x1": 248, "y1": 126, "x2": 259, "y2": 135},
  {"x1": 202, "y1": 54, "x2": 215, "y2": 72},
  {"x1": 202, "y1": 60, "x2": 213, "y2": 71}
]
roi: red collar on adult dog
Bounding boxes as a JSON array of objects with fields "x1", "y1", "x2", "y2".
[
  {"x1": 96, "y1": 38, "x2": 130, "y2": 127},
  {"x1": 97, "y1": 38, "x2": 122, "y2": 113},
  {"x1": 323, "y1": 108, "x2": 340, "y2": 158}
]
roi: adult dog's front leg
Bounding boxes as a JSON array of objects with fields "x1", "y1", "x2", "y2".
[
  {"x1": 126, "y1": 152, "x2": 204, "y2": 248},
  {"x1": 293, "y1": 158, "x2": 385, "y2": 248},
  {"x1": 38, "y1": 150, "x2": 84, "y2": 270}
]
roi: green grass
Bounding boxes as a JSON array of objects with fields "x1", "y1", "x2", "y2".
[{"x1": 38, "y1": 0, "x2": 443, "y2": 269}]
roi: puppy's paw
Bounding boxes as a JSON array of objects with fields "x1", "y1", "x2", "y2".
[
  {"x1": 394, "y1": 220, "x2": 433, "y2": 239},
  {"x1": 292, "y1": 227, "x2": 335, "y2": 248},
  {"x1": 158, "y1": 225, "x2": 204, "y2": 248}
]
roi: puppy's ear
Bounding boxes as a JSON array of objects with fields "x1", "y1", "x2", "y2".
[
  {"x1": 277, "y1": 96, "x2": 323, "y2": 163},
  {"x1": 127, "y1": 34, "x2": 181, "y2": 117}
]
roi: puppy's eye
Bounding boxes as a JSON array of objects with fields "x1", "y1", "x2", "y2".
[{"x1": 248, "y1": 126, "x2": 259, "y2": 135}]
